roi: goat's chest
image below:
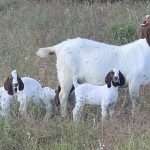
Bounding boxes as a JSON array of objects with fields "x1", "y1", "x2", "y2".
[{"x1": 101, "y1": 89, "x2": 118, "y2": 106}]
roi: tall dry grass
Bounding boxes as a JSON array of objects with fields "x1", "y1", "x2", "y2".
[{"x1": 0, "y1": 0, "x2": 150, "y2": 149}]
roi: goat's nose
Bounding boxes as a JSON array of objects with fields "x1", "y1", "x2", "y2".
[
  {"x1": 114, "y1": 77, "x2": 118, "y2": 81},
  {"x1": 13, "y1": 83, "x2": 18, "y2": 88},
  {"x1": 14, "y1": 88, "x2": 17, "y2": 93}
]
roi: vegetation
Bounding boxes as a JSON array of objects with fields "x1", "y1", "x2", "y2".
[
  {"x1": 0, "y1": 0, "x2": 150, "y2": 149},
  {"x1": 106, "y1": 21, "x2": 137, "y2": 44}
]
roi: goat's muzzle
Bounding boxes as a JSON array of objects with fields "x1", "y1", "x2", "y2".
[
  {"x1": 113, "y1": 76, "x2": 119, "y2": 82},
  {"x1": 13, "y1": 83, "x2": 18, "y2": 93}
]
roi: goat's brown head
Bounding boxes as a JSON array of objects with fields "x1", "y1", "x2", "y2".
[
  {"x1": 4, "y1": 70, "x2": 24, "y2": 95},
  {"x1": 105, "y1": 68, "x2": 125, "y2": 88},
  {"x1": 140, "y1": 15, "x2": 150, "y2": 45}
]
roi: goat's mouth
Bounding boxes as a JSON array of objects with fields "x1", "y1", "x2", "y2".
[
  {"x1": 13, "y1": 83, "x2": 18, "y2": 93},
  {"x1": 14, "y1": 87, "x2": 17, "y2": 93}
]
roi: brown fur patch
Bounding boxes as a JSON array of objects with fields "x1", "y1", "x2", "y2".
[
  {"x1": 4, "y1": 76, "x2": 14, "y2": 95},
  {"x1": 140, "y1": 15, "x2": 150, "y2": 45}
]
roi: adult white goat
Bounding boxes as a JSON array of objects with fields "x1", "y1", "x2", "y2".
[
  {"x1": 73, "y1": 68, "x2": 125, "y2": 122},
  {"x1": 4, "y1": 70, "x2": 56, "y2": 121},
  {"x1": 37, "y1": 15, "x2": 150, "y2": 117}
]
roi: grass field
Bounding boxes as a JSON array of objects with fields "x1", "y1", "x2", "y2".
[{"x1": 0, "y1": 0, "x2": 150, "y2": 149}]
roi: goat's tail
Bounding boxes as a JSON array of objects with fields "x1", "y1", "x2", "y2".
[
  {"x1": 73, "y1": 76, "x2": 79, "y2": 88},
  {"x1": 36, "y1": 46, "x2": 56, "y2": 58}
]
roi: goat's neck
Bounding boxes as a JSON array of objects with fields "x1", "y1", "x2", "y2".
[{"x1": 109, "y1": 82, "x2": 118, "y2": 91}]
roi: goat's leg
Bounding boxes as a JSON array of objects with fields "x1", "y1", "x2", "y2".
[
  {"x1": 109, "y1": 105, "x2": 115, "y2": 118},
  {"x1": 59, "y1": 80, "x2": 73, "y2": 118},
  {"x1": 122, "y1": 87, "x2": 130, "y2": 107},
  {"x1": 43, "y1": 104, "x2": 53, "y2": 122},
  {"x1": 19, "y1": 100, "x2": 31, "y2": 121},
  {"x1": 129, "y1": 82, "x2": 140, "y2": 115},
  {"x1": 0, "y1": 99, "x2": 11, "y2": 120},
  {"x1": 101, "y1": 106, "x2": 109, "y2": 121},
  {"x1": 73, "y1": 102, "x2": 84, "y2": 123}
]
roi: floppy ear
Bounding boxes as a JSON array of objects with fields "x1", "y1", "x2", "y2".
[
  {"x1": 17, "y1": 76, "x2": 24, "y2": 91},
  {"x1": 146, "y1": 24, "x2": 150, "y2": 45},
  {"x1": 118, "y1": 71, "x2": 125, "y2": 86},
  {"x1": 105, "y1": 72, "x2": 111, "y2": 88},
  {"x1": 4, "y1": 77, "x2": 14, "y2": 95},
  {"x1": 140, "y1": 23, "x2": 147, "y2": 39},
  {"x1": 140, "y1": 16, "x2": 150, "y2": 45}
]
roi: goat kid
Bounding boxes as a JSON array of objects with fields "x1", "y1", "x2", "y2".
[
  {"x1": 73, "y1": 68, "x2": 125, "y2": 122},
  {"x1": 4, "y1": 70, "x2": 56, "y2": 121}
]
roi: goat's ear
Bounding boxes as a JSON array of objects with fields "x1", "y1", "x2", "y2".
[
  {"x1": 140, "y1": 23, "x2": 147, "y2": 39},
  {"x1": 4, "y1": 77, "x2": 14, "y2": 95},
  {"x1": 140, "y1": 16, "x2": 150, "y2": 45},
  {"x1": 146, "y1": 24, "x2": 150, "y2": 45},
  {"x1": 118, "y1": 71, "x2": 125, "y2": 86},
  {"x1": 17, "y1": 76, "x2": 24, "y2": 91},
  {"x1": 58, "y1": 85, "x2": 61, "y2": 93},
  {"x1": 105, "y1": 72, "x2": 111, "y2": 88}
]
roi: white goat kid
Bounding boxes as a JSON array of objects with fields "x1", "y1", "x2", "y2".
[
  {"x1": 37, "y1": 15, "x2": 150, "y2": 117},
  {"x1": 4, "y1": 70, "x2": 56, "y2": 121},
  {"x1": 72, "y1": 68, "x2": 125, "y2": 122},
  {"x1": 0, "y1": 87, "x2": 15, "y2": 119}
]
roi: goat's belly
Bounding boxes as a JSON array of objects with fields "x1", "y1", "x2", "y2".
[
  {"x1": 140, "y1": 74, "x2": 150, "y2": 85},
  {"x1": 30, "y1": 96, "x2": 43, "y2": 106},
  {"x1": 85, "y1": 95, "x2": 101, "y2": 105},
  {"x1": 101, "y1": 95, "x2": 117, "y2": 107}
]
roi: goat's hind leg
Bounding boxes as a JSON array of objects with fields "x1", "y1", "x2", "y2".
[
  {"x1": 59, "y1": 80, "x2": 73, "y2": 118},
  {"x1": 101, "y1": 106, "x2": 109, "y2": 122},
  {"x1": 73, "y1": 102, "x2": 84, "y2": 123},
  {"x1": 108, "y1": 103, "x2": 116, "y2": 119},
  {"x1": 43, "y1": 104, "x2": 54, "y2": 122}
]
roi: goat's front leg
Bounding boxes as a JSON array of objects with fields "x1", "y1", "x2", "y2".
[
  {"x1": 122, "y1": 87, "x2": 130, "y2": 108},
  {"x1": 109, "y1": 104, "x2": 116, "y2": 118},
  {"x1": 129, "y1": 82, "x2": 140, "y2": 115},
  {"x1": 0, "y1": 99, "x2": 11, "y2": 119},
  {"x1": 101, "y1": 105, "x2": 109, "y2": 121},
  {"x1": 19, "y1": 100, "x2": 31, "y2": 122}
]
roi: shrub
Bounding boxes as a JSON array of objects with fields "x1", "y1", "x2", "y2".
[{"x1": 105, "y1": 21, "x2": 138, "y2": 45}]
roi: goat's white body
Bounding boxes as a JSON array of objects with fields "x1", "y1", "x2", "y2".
[
  {"x1": 37, "y1": 37, "x2": 150, "y2": 117},
  {"x1": 0, "y1": 87, "x2": 15, "y2": 118},
  {"x1": 39, "y1": 87, "x2": 55, "y2": 107},
  {"x1": 73, "y1": 77, "x2": 118, "y2": 122},
  {"x1": 17, "y1": 77, "x2": 42, "y2": 105},
  {"x1": 15, "y1": 77, "x2": 55, "y2": 120}
]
